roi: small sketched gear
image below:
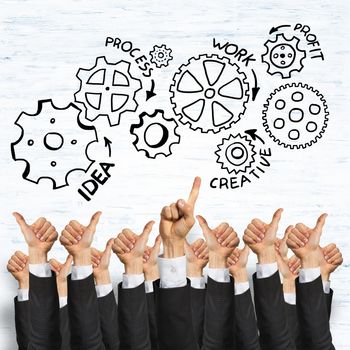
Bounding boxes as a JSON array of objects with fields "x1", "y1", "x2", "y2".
[
  {"x1": 262, "y1": 34, "x2": 306, "y2": 78},
  {"x1": 11, "y1": 99, "x2": 97, "y2": 189},
  {"x1": 170, "y1": 54, "x2": 250, "y2": 134},
  {"x1": 75, "y1": 56, "x2": 142, "y2": 126},
  {"x1": 150, "y1": 44, "x2": 173, "y2": 68},
  {"x1": 262, "y1": 83, "x2": 329, "y2": 149},
  {"x1": 130, "y1": 109, "x2": 180, "y2": 159},
  {"x1": 215, "y1": 133, "x2": 256, "y2": 174}
]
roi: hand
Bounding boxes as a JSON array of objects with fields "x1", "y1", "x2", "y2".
[
  {"x1": 286, "y1": 214, "x2": 327, "y2": 268},
  {"x1": 243, "y1": 209, "x2": 283, "y2": 264},
  {"x1": 112, "y1": 221, "x2": 154, "y2": 274},
  {"x1": 159, "y1": 177, "x2": 201, "y2": 258},
  {"x1": 184, "y1": 238, "x2": 209, "y2": 277},
  {"x1": 320, "y1": 243, "x2": 343, "y2": 281},
  {"x1": 227, "y1": 245, "x2": 250, "y2": 282},
  {"x1": 143, "y1": 235, "x2": 162, "y2": 281},
  {"x1": 7, "y1": 251, "x2": 29, "y2": 289},
  {"x1": 276, "y1": 254, "x2": 300, "y2": 281},
  {"x1": 275, "y1": 225, "x2": 293, "y2": 260},
  {"x1": 49, "y1": 255, "x2": 73, "y2": 297},
  {"x1": 91, "y1": 239, "x2": 114, "y2": 285},
  {"x1": 59, "y1": 211, "x2": 102, "y2": 265},
  {"x1": 197, "y1": 215, "x2": 239, "y2": 268}
]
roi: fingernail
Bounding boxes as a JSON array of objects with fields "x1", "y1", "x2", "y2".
[
  {"x1": 178, "y1": 200, "x2": 185, "y2": 207},
  {"x1": 221, "y1": 242, "x2": 225, "y2": 246},
  {"x1": 36, "y1": 234, "x2": 41, "y2": 238},
  {"x1": 77, "y1": 236, "x2": 81, "y2": 240},
  {"x1": 74, "y1": 239, "x2": 78, "y2": 244},
  {"x1": 195, "y1": 251, "x2": 199, "y2": 256},
  {"x1": 129, "y1": 244, "x2": 134, "y2": 249},
  {"x1": 257, "y1": 238, "x2": 261, "y2": 242},
  {"x1": 218, "y1": 238, "x2": 222, "y2": 243},
  {"x1": 40, "y1": 237, "x2": 44, "y2": 241},
  {"x1": 22, "y1": 264, "x2": 25, "y2": 268}
]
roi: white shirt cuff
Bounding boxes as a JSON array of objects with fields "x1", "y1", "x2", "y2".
[
  {"x1": 189, "y1": 276, "x2": 206, "y2": 289},
  {"x1": 158, "y1": 255, "x2": 187, "y2": 289},
  {"x1": 71, "y1": 265, "x2": 93, "y2": 281},
  {"x1": 95, "y1": 283, "x2": 113, "y2": 298},
  {"x1": 59, "y1": 296, "x2": 67, "y2": 308},
  {"x1": 323, "y1": 280, "x2": 331, "y2": 294},
  {"x1": 29, "y1": 263, "x2": 51, "y2": 278},
  {"x1": 299, "y1": 267, "x2": 320, "y2": 283},
  {"x1": 284, "y1": 293, "x2": 296, "y2": 305},
  {"x1": 235, "y1": 281, "x2": 250, "y2": 295},
  {"x1": 207, "y1": 268, "x2": 230, "y2": 283},
  {"x1": 122, "y1": 274, "x2": 144, "y2": 289},
  {"x1": 145, "y1": 280, "x2": 154, "y2": 293},
  {"x1": 17, "y1": 289, "x2": 29, "y2": 302},
  {"x1": 256, "y1": 262, "x2": 278, "y2": 279}
]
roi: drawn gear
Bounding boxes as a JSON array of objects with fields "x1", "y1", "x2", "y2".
[
  {"x1": 75, "y1": 56, "x2": 142, "y2": 126},
  {"x1": 262, "y1": 83, "x2": 329, "y2": 149},
  {"x1": 130, "y1": 109, "x2": 180, "y2": 159},
  {"x1": 262, "y1": 34, "x2": 306, "y2": 78},
  {"x1": 170, "y1": 54, "x2": 249, "y2": 134},
  {"x1": 150, "y1": 44, "x2": 173, "y2": 68},
  {"x1": 11, "y1": 99, "x2": 97, "y2": 189},
  {"x1": 215, "y1": 134, "x2": 256, "y2": 174}
]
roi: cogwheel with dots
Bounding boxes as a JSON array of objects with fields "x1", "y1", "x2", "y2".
[
  {"x1": 130, "y1": 109, "x2": 180, "y2": 159},
  {"x1": 150, "y1": 44, "x2": 173, "y2": 68},
  {"x1": 262, "y1": 83, "x2": 329, "y2": 149},
  {"x1": 11, "y1": 99, "x2": 97, "y2": 189},
  {"x1": 215, "y1": 133, "x2": 256, "y2": 174},
  {"x1": 170, "y1": 54, "x2": 250, "y2": 134},
  {"x1": 75, "y1": 56, "x2": 142, "y2": 127},
  {"x1": 262, "y1": 34, "x2": 306, "y2": 79}
]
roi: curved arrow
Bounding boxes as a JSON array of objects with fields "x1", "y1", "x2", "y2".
[
  {"x1": 104, "y1": 137, "x2": 112, "y2": 157},
  {"x1": 251, "y1": 69, "x2": 260, "y2": 101},
  {"x1": 269, "y1": 24, "x2": 291, "y2": 35},
  {"x1": 146, "y1": 79, "x2": 156, "y2": 101},
  {"x1": 245, "y1": 129, "x2": 265, "y2": 145}
]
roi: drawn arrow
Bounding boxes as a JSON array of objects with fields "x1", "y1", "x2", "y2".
[
  {"x1": 104, "y1": 137, "x2": 112, "y2": 157},
  {"x1": 245, "y1": 129, "x2": 265, "y2": 145},
  {"x1": 269, "y1": 24, "x2": 291, "y2": 35},
  {"x1": 146, "y1": 79, "x2": 156, "y2": 101},
  {"x1": 251, "y1": 69, "x2": 260, "y2": 101}
]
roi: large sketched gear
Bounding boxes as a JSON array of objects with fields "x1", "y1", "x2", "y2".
[
  {"x1": 75, "y1": 56, "x2": 142, "y2": 126},
  {"x1": 130, "y1": 109, "x2": 180, "y2": 159},
  {"x1": 150, "y1": 44, "x2": 173, "y2": 68},
  {"x1": 262, "y1": 34, "x2": 306, "y2": 78},
  {"x1": 215, "y1": 134, "x2": 256, "y2": 174},
  {"x1": 11, "y1": 99, "x2": 97, "y2": 189},
  {"x1": 170, "y1": 54, "x2": 249, "y2": 134},
  {"x1": 262, "y1": 83, "x2": 329, "y2": 149}
]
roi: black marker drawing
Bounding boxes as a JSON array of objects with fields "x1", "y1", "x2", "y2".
[
  {"x1": 170, "y1": 54, "x2": 249, "y2": 134},
  {"x1": 75, "y1": 56, "x2": 142, "y2": 126},
  {"x1": 245, "y1": 129, "x2": 265, "y2": 144},
  {"x1": 262, "y1": 34, "x2": 306, "y2": 78},
  {"x1": 251, "y1": 69, "x2": 260, "y2": 101},
  {"x1": 269, "y1": 24, "x2": 291, "y2": 35},
  {"x1": 262, "y1": 82, "x2": 329, "y2": 149},
  {"x1": 146, "y1": 79, "x2": 157, "y2": 101},
  {"x1": 130, "y1": 109, "x2": 180, "y2": 159},
  {"x1": 11, "y1": 99, "x2": 97, "y2": 189},
  {"x1": 104, "y1": 137, "x2": 112, "y2": 157},
  {"x1": 150, "y1": 44, "x2": 173, "y2": 68}
]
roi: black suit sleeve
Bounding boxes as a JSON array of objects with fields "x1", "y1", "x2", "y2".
[
  {"x1": 253, "y1": 271, "x2": 295, "y2": 350},
  {"x1": 325, "y1": 289, "x2": 333, "y2": 320},
  {"x1": 97, "y1": 291, "x2": 120, "y2": 350},
  {"x1": 28, "y1": 272, "x2": 60, "y2": 350},
  {"x1": 59, "y1": 305, "x2": 71, "y2": 350},
  {"x1": 234, "y1": 289, "x2": 261, "y2": 350},
  {"x1": 296, "y1": 276, "x2": 335, "y2": 350},
  {"x1": 68, "y1": 273, "x2": 105, "y2": 350},
  {"x1": 154, "y1": 280, "x2": 198, "y2": 350},
  {"x1": 190, "y1": 287, "x2": 206, "y2": 349},
  {"x1": 285, "y1": 302, "x2": 302, "y2": 350},
  {"x1": 14, "y1": 297, "x2": 30, "y2": 350},
  {"x1": 146, "y1": 290, "x2": 158, "y2": 350},
  {"x1": 202, "y1": 277, "x2": 235, "y2": 350},
  {"x1": 118, "y1": 282, "x2": 151, "y2": 350}
]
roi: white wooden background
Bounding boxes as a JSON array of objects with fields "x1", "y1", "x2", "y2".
[{"x1": 1, "y1": 0, "x2": 349, "y2": 348}]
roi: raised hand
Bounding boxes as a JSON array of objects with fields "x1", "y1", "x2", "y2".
[
  {"x1": 197, "y1": 215, "x2": 239, "y2": 268},
  {"x1": 7, "y1": 251, "x2": 29, "y2": 289},
  {"x1": 13, "y1": 212, "x2": 58, "y2": 263},
  {"x1": 49, "y1": 255, "x2": 73, "y2": 297},
  {"x1": 227, "y1": 245, "x2": 250, "y2": 282},
  {"x1": 159, "y1": 177, "x2": 201, "y2": 258},
  {"x1": 275, "y1": 225, "x2": 293, "y2": 260},
  {"x1": 286, "y1": 214, "x2": 328, "y2": 268},
  {"x1": 143, "y1": 235, "x2": 162, "y2": 281},
  {"x1": 243, "y1": 209, "x2": 283, "y2": 263},
  {"x1": 320, "y1": 243, "x2": 343, "y2": 281},
  {"x1": 184, "y1": 238, "x2": 209, "y2": 277},
  {"x1": 91, "y1": 239, "x2": 114, "y2": 285},
  {"x1": 112, "y1": 221, "x2": 154, "y2": 274}
]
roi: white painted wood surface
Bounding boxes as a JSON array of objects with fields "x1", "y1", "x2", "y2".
[{"x1": 0, "y1": 0, "x2": 349, "y2": 348}]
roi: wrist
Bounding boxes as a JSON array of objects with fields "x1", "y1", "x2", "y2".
[
  {"x1": 94, "y1": 270, "x2": 111, "y2": 285},
  {"x1": 28, "y1": 247, "x2": 47, "y2": 264},
  {"x1": 257, "y1": 246, "x2": 276, "y2": 264},
  {"x1": 301, "y1": 251, "x2": 320, "y2": 269},
  {"x1": 163, "y1": 239, "x2": 184, "y2": 258},
  {"x1": 209, "y1": 252, "x2": 227, "y2": 269},
  {"x1": 231, "y1": 268, "x2": 248, "y2": 283},
  {"x1": 18, "y1": 278, "x2": 29, "y2": 290},
  {"x1": 144, "y1": 266, "x2": 159, "y2": 281},
  {"x1": 321, "y1": 271, "x2": 330, "y2": 282},
  {"x1": 187, "y1": 264, "x2": 203, "y2": 278},
  {"x1": 73, "y1": 249, "x2": 91, "y2": 266},
  {"x1": 283, "y1": 278, "x2": 296, "y2": 294},
  {"x1": 57, "y1": 282, "x2": 68, "y2": 298},
  {"x1": 125, "y1": 259, "x2": 143, "y2": 275}
]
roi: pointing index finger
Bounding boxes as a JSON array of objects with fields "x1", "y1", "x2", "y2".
[{"x1": 188, "y1": 177, "x2": 201, "y2": 206}]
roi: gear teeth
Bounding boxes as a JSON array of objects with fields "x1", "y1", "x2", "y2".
[{"x1": 150, "y1": 44, "x2": 173, "y2": 68}]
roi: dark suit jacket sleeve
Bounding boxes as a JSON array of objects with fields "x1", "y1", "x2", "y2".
[
  {"x1": 253, "y1": 271, "x2": 294, "y2": 350},
  {"x1": 154, "y1": 280, "x2": 198, "y2": 350},
  {"x1": 146, "y1": 290, "x2": 158, "y2": 350},
  {"x1": 14, "y1": 297, "x2": 30, "y2": 350},
  {"x1": 97, "y1": 291, "x2": 120, "y2": 350},
  {"x1": 118, "y1": 281, "x2": 151, "y2": 350},
  {"x1": 234, "y1": 289, "x2": 261, "y2": 350},
  {"x1": 296, "y1": 276, "x2": 335, "y2": 350},
  {"x1": 59, "y1": 305, "x2": 71, "y2": 350},
  {"x1": 325, "y1": 289, "x2": 333, "y2": 320},
  {"x1": 202, "y1": 277, "x2": 235, "y2": 350},
  {"x1": 190, "y1": 287, "x2": 206, "y2": 349},
  {"x1": 28, "y1": 272, "x2": 60, "y2": 350},
  {"x1": 68, "y1": 273, "x2": 105, "y2": 350},
  {"x1": 285, "y1": 302, "x2": 302, "y2": 350}
]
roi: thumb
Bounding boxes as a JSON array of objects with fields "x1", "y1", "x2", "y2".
[
  {"x1": 270, "y1": 208, "x2": 283, "y2": 226},
  {"x1": 88, "y1": 211, "x2": 102, "y2": 230},
  {"x1": 141, "y1": 220, "x2": 155, "y2": 242},
  {"x1": 153, "y1": 235, "x2": 162, "y2": 252},
  {"x1": 314, "y1": 213, "x2": 328, "y2": 232},
  {"x1": 184, "y1": 239, "x2": 192, "y2": 255},
  {"x1": 64, "y1": 255, "x2": 73, "y2": 267},
  {"x1": 196, "y1": 215, "x2": 211, "y2": 239},
  {"x1": 104, "y1": 238, "x2": 114, "y2": 260},
  {"x1": 13, "y1": 212, "x2": 28, "y2": 231},
  {"x1": 284, "y1": 225, "x2": 294, "y2": 240},
  {"x1": 242, "y1": 244, "x2": 250, "y2": 257}
]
